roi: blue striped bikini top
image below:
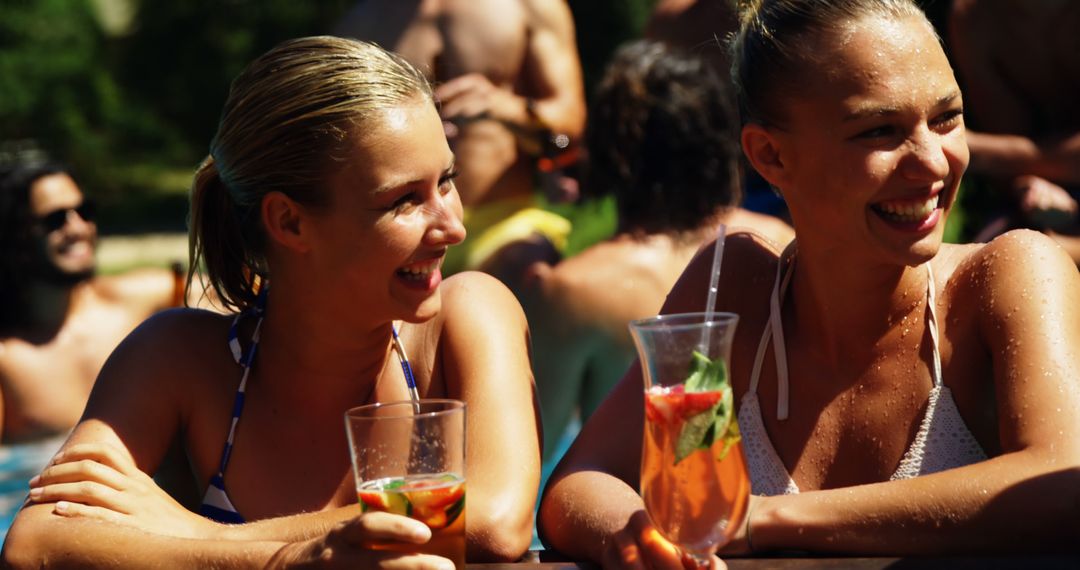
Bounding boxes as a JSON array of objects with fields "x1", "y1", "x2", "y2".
[{"x1": 199, "y1": 292, "x2": 417, "y2": 524}]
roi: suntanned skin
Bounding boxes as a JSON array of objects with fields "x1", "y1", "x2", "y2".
[
  {"x1": 949, "y1": 0, "x2": 1080, "y2": 260},
  {"x1": 539, "y1": 13, "x2": 1080, "y2": 568},
  {"x1": 0, "y1": 174, "x2": 181, "y2": 443},
  {"x1": 2, "y1": 101, "x2": 541, "y2": 569},
  {"x1": 335, "y1": 0, "x2": 586, "y2": 208},
  {"x1": 526, "y1": 212, "x2": 792, "y2": 459}
]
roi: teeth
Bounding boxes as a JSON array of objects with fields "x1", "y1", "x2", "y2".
[
  {"x1": 875, "y1": 194, "x2": 939, "y2": 223},
  {"x1": 399, "y1": 260, "x2": 439, "y2": 280}
]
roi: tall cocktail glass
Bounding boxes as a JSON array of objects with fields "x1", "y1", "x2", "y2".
[
  {"x1": 630, "y1": 312, "x2": 749, "y2": 568},
  {"x1": 345, "y1": 399, "x2": 466, "y2": 569}
]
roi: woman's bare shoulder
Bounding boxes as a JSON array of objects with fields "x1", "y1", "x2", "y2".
[
  {"x1": 945, "y1": 230, "x2": 1080, "y2": 319},
  {"x1": 663, "y1": 231, "x2": 782, "y2": 314},
  {"x1": 438, "y1": 271, "x2": 528, "y2": 330},
  {"x1": 947, "y1": 230, "x2": 1074, "y2": 282},
  {"x1": 101, "y1": 308, "x2": 236, "y2": 388},
  {"x1": 724, "y1": 209, "x2": 796, "y2": 250}
]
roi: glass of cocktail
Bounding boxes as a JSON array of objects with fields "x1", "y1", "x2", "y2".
[
  {"x1": 630, "y1": 312, "x2": 749, "y2": 568},
  {"x1": 345, "y1": 399, "x2": 466, "y2": 569}
]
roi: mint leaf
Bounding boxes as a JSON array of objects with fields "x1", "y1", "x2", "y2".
[
  {"x1": 674, "y1": 351, "x2": 733, "y2": 464},
  {"x1": 684, "y1": 350, "x2": 728, "y2": 392},
  {"x1": 675, "y1": 403, "x2": 719, "y2": 463}
]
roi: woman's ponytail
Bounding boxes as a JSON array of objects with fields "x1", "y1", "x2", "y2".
[{"x1": 188, "y1": 155, "x2": 259, "y2": 313}]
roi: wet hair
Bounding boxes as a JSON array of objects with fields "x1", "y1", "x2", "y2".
[
  {"x1": 189, "y1": 36, "x2": 433, "y2": 313},
  {"x1": 0, "y1": 160, "x2": 74, "y2": 328},
  {"x1": 584, "y1": 40, "x2": 741, "y2": 235},
  {"x1": 731, "y1": 0, "x2": 930, "y2": 126}
]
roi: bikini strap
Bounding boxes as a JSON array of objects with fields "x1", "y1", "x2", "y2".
[
  {"x1": 925, "y1": 264, "x2": 943, "y2": 387},
  {"x1": 748, "y1": 243, "x2": 796, "y2": 420},
  {"x1": 217, "y1": 288, "x2": 268, "y2": 477}
]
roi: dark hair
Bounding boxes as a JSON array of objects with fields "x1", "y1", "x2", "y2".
[
  {"x1": 189, "y1": 36, "x2": 434, "y2": 313},
  {"x1": 0, "y1": 160, "x2": 73, "y2": 328},
  {"x1": 731, "y1": 0, "x2": 930, "y2": 126},
  {"x1": 584, "y1": 40, "x2": 741, "y2": 235}
]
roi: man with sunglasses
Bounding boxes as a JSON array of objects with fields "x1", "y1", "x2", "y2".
[{"x1": 0, "y1": 160, "x2": 186, "y2": 536}]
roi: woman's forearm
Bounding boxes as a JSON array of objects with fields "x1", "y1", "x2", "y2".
[
  {"x1": 2, "y1": 504, "x2": 283, "y2": 569},
  {"x1": 754, "y1": 450, "x2": 1080, "y2": 554},
  {"x1": 224, "y1": 504, "x2": 362, "y2": 543}
]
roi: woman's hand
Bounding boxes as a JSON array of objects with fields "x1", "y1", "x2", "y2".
[
  {"x1": 27, "y1": 442, "x2": 218, "y2": 539},
  {"x1": 603, "y1": 510, "x2": 726, "y2": 570},
  {"x1": 267, "y1": 512, "x2": 455, "y2": 570}
]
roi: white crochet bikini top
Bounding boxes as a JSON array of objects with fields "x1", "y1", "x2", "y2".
[{"x1": 737, "y1": 250, "x2": 987, "y2": 496}]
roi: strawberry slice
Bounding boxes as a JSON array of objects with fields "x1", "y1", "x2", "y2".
[
  {"x1": 358, "y1": 490, "x2": 389, "y2": 511},
  {"x1": 645, "y1": 391, "x2": 678, "y2": 425},
  {"x1": 679, "y1": 391, "x2": 722, "y2": 418}
]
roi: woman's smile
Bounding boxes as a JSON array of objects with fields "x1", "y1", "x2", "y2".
[
  {"x1": 396, "y1": 255, "x2": 445, "y2": 291},
  {"x1": 868, "y1": 185, "x2": 948, "y2": 233}
]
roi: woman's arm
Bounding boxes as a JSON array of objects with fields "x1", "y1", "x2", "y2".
[
  {"x1": 751, "y1": 230, "x2": 1080, "y2": 554},
  {"x1": 965, "y1": 130, "x2": 1080, "y2": 185},
  {"x1": 439, "y1": 272, "x2": 543, "y2": 562},
  {"x1": 2, "y1": 503, "x2": 452, "y2": 570}
]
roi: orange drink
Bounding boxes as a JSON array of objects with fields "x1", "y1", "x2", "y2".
[
  {"x1": 357, "y1": 473, "x2": 466, "y2": 569},
  {"x1": 641, "y1": 386, "x2": 749, "y2": 556},
  {"x1": 629, "y1": 312, "x2": 747, "y2": 567}
]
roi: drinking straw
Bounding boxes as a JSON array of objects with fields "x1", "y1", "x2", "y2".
[
  {"x1": 391, "y1": 325, "x2": 421, "y2": 403},
  {"x1": 700, "y1": 224, "x2": 727, "y2": 352}
]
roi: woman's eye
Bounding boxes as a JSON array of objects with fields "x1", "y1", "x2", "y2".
[
  {"x1": 439, "y1": 169, "x2": 460, "y2": 194},
  {"x1": 856, "y1": 125, "x2": 897, "y2": 140},
  {"x1": 932, "y1": 109, "x2": 964, "y2": 129},
  {"x1": 391, "y1": 193, "x2": 420, "y2": 211}
]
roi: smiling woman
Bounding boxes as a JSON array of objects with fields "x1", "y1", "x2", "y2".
[
  {"x1": 538, "y1": 0, "x2": 1080, "y2": 567},
  {"x1": 2, "y1": 36, "x2": 540, "y2": 570}
]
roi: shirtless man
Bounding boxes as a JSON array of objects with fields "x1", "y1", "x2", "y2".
[
  {"x1": 0, "y1": 160, "x2": 192, "y2": 535},
  {"x1": 949, "y1": 0, "x2": 1080, "y2": 261},
  {"x1": 334, "y1": 0, "x2": 587, "y2": 290},
  {"x1": 0, "y1": 162, "x2": 184, "y2": 443}
]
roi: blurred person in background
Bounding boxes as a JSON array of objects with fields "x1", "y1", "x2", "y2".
[
  {"x1": 645, "y1": 0, "x2": 739, "y2": 74},
  {"x1": 645, "y1": 0, "x2": 789, "y2": 222},
  {"x1": 949, "y1": 0, "x2": 1080, "y2": 261},
  {"x1": 334, "y1": 0, "x2": 587, "y2": 295},
  {"x1": 524, "y1": 41, "x2": 793, "y2": 461},
  {"x1": 0, "y1": 159, "x2": 190, "y2": 536}
]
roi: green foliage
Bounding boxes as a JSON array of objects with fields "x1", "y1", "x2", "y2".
[
  {"x1": 0, "y1": 0, "x2": 353, "y2": 232},
  {"x1": 567, "y1": 0, "x2": 657, "y2": 102},
  {"x1": 1, "y1": 1, "x2": 119, "y2": 185}
]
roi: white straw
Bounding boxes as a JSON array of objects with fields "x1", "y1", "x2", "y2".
[{"x1": 700, "y1": 224, "x2": 727, "y2": 351}]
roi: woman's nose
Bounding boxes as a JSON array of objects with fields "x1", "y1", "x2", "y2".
[
  {"x1": 902, "y1": 127, "x2": 951, "y2": 182},
  {"x1": 425, "y1": 193, "x2": 466, "y2": 246}
]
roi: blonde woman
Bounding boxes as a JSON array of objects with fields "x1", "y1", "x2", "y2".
[
  {"x1": 539, "y1": 1, "x2": 1080, "y2": 567},
  {"x1": 3, "y1": 37, "x2": 540, "y2": 569}
]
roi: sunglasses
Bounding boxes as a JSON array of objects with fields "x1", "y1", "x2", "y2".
[{"x1": 36, "y1": 200, "x2": 97, "y2": 233}]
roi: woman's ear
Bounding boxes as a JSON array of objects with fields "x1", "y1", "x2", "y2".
[
  {"x1": 261, "y1": 191, "x2": 312, "y2": 253},
  {"x1": 742, "y1": 123, "x2": 789, "y2": 191}
]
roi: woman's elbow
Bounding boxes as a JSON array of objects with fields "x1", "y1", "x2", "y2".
[
  {"x1": 466, "y1": 498, "x2": 534, "y2": 562},
  {"x1": 2, "y1": 508, "x2": 53, "y2": 569}
]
